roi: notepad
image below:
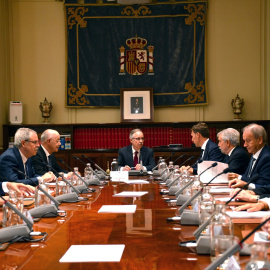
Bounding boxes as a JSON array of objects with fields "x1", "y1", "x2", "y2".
[
  {"x1": 60, "y1": 244, "x2": 125, "y2": 262},
  {"x1": 226, "y1": 211, "x2": 269, "y2": 219},
  {"x1": 113, "y1": 191, "x2": 148, "y2": 197},
  {"x1": 98, "y1": 205, "x2": 137, "y2": 213}
]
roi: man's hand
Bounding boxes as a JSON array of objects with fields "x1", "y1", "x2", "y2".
[
  {"x1": 6, "y1": 182, "x2": 35, "y2": 196},
  {"x1": 123, "y1": 166, "x2": 131, "y2": 171},
  {"x1": 135, "y1": 164, "x2": 142, "y2": 170},
  {"x1": 230, "y1": 189, "x2": 256, "y2": 202},
  {"x1": 234, "y1": 202, "x2": 268, "y2": 212},
  {"x1": 228, "y1": 179, "x2": 247, "y2": 188},
  {"x1": 228, "y1": 173, "x2": 239, "y2": 180},
  {"x1": 180, "y1": 166, "x2": 193, "y2": 174},
  {"x1": 41, "y1": 171, "x2": 56, "y2": 182},
  {"x1": 262, "y1": 215, "x2": 270, "y2": 239},
  {"x1": 66, "y1": 172, "x2": 74, "y2": 180}
]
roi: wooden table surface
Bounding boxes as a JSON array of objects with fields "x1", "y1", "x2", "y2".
[{"x1": 0, "y1": 176, "x2": 263, "y2": 270}]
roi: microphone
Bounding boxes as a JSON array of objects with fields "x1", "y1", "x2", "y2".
[
  {"x1": 151, "y1": 152, "x2": 176, "y2": 172},
  {"x1": 46, "y1": 162, "x2": 82, "y2": 196},
  {"x1": 205, "y1": 216, "x2": 270, "y2": 270},
  {"x1": 72, "y1": 156, "x2": 103, "y2": 185},
  {"x1": 178, "y1": 167, "x2": 231, "y2": 215},
  {"x1": 81, "y1": 154, "x2": 109, "y2": 179},
  {"x1": 12, "y1": 168, "x2": 64, "y2": 218},
  {"x1": 166, "y1": 162, "x2": 219, "y2": 207},
  {"x1": 0, "y1": 194, "x2": 34, "y2": 243},
  {"x1": 193, "y1": 174, "x2": 261, "y2": 239}
]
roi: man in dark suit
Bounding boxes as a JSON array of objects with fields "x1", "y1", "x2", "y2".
[
  {"x1": 217, "y1": 128, "x2": 249, "y2": 174},
  {"x1": 229, "y1": 123, "x2": 270, "y2": 189},
  {"x1": 181, "y1": 122, "x2": 225, "y2": 174},
  {"x1": 0, "y1": 128, "x2": 55, "y2": 186},
  {"x1": 117, "y1": 129, "x2": 155, "y2": 171},
  {"x1": 32, "y1": 129, "x2": 72, "y2": 177}
]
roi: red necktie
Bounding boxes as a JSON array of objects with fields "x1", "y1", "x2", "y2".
[{"x1": 134, "y1": 151, "x2": 138, "y2": 167}]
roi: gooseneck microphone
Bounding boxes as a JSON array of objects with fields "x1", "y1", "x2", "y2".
[
  {"x1": 13, "y1": 168, "x2": 60, "y2": 208},
  {"x1": 46, "y1": 162, "x2": 81, "y2": 195},
  {"x1": 178, "y1": 167, "x2": 231, "y2": 215},
  {"x1": 205, "y1": 216, "x2": 270, "y2": 270},
  {"x1": 151, "y1": 152, "x2": 176, "y2": 172},
  {"x1": 0, "y1": 194, "x2": 34, "y2": 243},
  {"x1": 81, "y1": 154, "x2": 109, "y2": 178},
  {"x1": 193, "y1": 174, "x2": 261, "y2": 239},
  {"x1": 72, "y1": 156, "x2": 103, "y2": 185},
  {"x1": 13, "y1": 168, "x2": 66, "y2": 218}
]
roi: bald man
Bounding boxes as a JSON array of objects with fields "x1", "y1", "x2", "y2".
[{"x1": 32, "y1": 129, "x2": 72, "y2": 178}]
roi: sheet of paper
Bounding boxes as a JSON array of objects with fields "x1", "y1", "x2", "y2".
[
  {"x1": 226, "y1": 211, "x2": 269, "y2": 219},
  {"x1": 60, "y1": 244, "x2": 125, "y2": 262},
  {"x1": 209, "y1": 188, "x2": 232, "y2": 194},
  {"x1": 110, "y1": 171, "x2": 129, "y2": 182},
  {"x1": 124, "y1": 180, "x2": 149, "y2": 184},
  {"x1": 113, "y1": 191, "x2": 148, "y2": 197},
  {"x1": 253, "y1": 232, "x2": 270, "y2": 243},
  {"x1": 98, "y1": 205, "x2": 137, "y2": 213},
  {"x1": 215, "y1": 197, "x2": 234, "y2": 202},
  {"x1": 198, "y1": 161, "x2": 229, "y2": 184}
]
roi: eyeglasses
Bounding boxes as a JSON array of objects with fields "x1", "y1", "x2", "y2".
[
  {"x1": 132, "y1": 137, "x2": 145, "y2": 141},
  {"x1": 25, "y1": 140, "x2": 40, "y2": 145}
]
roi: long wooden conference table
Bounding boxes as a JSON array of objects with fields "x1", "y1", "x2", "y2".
[{"x1": 0, "y1": 175, "x2": 263, "y2": 270}]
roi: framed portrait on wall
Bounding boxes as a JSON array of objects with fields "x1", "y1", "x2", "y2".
[{"x1": 120, "y1": 88, "x2": 154, "y2": 123}]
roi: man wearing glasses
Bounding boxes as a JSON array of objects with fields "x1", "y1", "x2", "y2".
[
  {"x1": 0, "y1": 128, "x2": 55, "y2": 186},
  {"x1": 32, "y1": 129, "x2": 72, "y2": 178},
  {"x1": 117, "y1": 129, "x2": 156, "y2": 171}
]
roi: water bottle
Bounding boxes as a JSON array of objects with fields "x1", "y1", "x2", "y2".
[
  {"x1": 35, "y1": 179, "x2": 51, "y2": 207},
  {"x1": 71, "y1": 167, "x2": 81, "y2": 185},
  {"x1": 111, "y1": 158, "x2": 118, "y2": 171},
  {"x1": 84, "y1": 163, "x2": 93, "y2": 181},
  {"x1": 209, "y1": 203, "x2": 234, "y2": 262},
  {"x1": 198, "y1": 186, "x2": 215, "y2": 224},
  {"x1": 245, "y1": 243, "x2": 270, "y2": 270},
  {"x1": 190, "y1": 175, "x2": 203, "y2": 211}
]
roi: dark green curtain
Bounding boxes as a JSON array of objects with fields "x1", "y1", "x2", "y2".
[{"x1": 66, "y1": 1, "x2": 207, "y2": 107}]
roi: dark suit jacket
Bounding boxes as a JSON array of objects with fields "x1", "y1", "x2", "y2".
[
  {"x1": 192, "y1": 139, "x2": 225, "y2": 174},
  {"x1": 225, "y1": 146, "x2": 250, "y2": 175},
  {"x1": 0, "y1": 183, "x2": 4, "y2": 196},
  {"x1": 0, "y1": 147, "x2": 39, "y2": 186},
  {"x1": 242, "y1": 145, "x2": 270, "y2": 188},
  {"x1": 32, "y1": 146, "x2": 67, "y2": 175},
  {"x1": 117, "y1": 145, "x2": 156, "y2": 171}
]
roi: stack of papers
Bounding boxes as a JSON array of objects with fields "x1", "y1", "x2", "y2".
[
  {"x1": 98, "y1": 205, "x2": 137, "y2": 213},
  {"x1": 113, "y1": 191, "x2": 148, "y2": 197}
]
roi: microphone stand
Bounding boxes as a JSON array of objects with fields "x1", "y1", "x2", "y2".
[
  {"x1": 13, "y1": 168, "x2": 66, "y2": 218},
  {"x1": 151, "y1": 152, "x2": 176, "y2": 172},
  {"x1": 205, "y1": 216, "x2": 270, "y2": 270},
  {"x1": 193, "y1": 174, "x2": 260, "y2": 239},
  {"x1": 178, "y1": 168, "x2": 231, "y2": 215},
  {"x1": 72, "y1": 156, "x2": 104, "y2": 185},
  {"x1": 81, "y1": 154, "x2": 109, "y2": 179}
]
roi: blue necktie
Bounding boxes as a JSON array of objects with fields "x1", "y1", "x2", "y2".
[{"x1": 247, "y1": 157, "x2": 256, "y2": 177}]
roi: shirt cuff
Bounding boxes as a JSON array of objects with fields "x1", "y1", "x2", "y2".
[
  {"x1": 238, "y1": 175, "x2": 242, "y2": 180},
  {"x1": 259, "y1": 198, "x2": 270, "y2": 209},
  {"x1": 248, "y1": 183, "x2": 256, "y2": 190},
  {"x1": 2, "y1": 182, "x2": 9, "y2": 193}
]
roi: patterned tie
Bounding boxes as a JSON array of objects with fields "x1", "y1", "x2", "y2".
[
  {"x1": 247, "y1": 157, "x2": 256, "y2": 177},
  {"x1": 134, "y1": 151, "x2": 138, "y2": 167}
]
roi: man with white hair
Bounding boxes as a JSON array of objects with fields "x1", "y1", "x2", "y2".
[
  {"x1": 217, "y1": 128, "x2": 249, "y2": 174},
  {"x1": 229, "y1": 123, "x2": 270, "y2": 189},
  {"x1": 32, "y1": 129, "x2": 72, "y2": 178},
  {"x1": 0, "y1": 128, "x2": 55, "y2": 186}
]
